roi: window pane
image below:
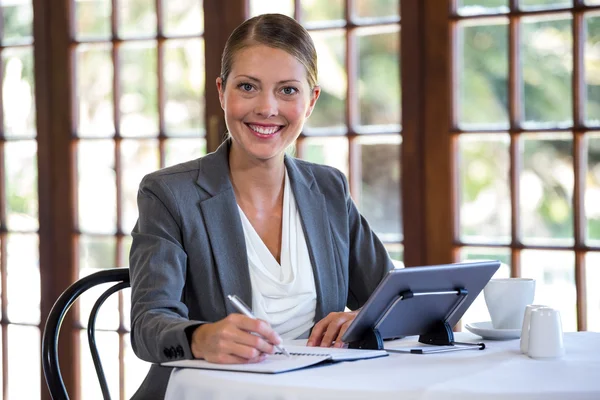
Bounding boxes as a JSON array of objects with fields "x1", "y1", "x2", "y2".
[
  {"x1": 458, "y1": 20, "x2": 509, "y2": 129},
  {"x1": 587, "y1": 0, "x2": 600, "y2": 5},
  {"x1": 300, "y1": 136, "x2": 348, "y2": 177},
  {"x1": 586, "y1": 252, "x2": 600, "y2": 332},
  {"x1": 2, "y1": 47, "x2": 36, "y2": 138},
  {"x1": 522, "y1": 15, "x2": 573, "y2": 127},
  {"x1": 302, "y1": 0, "x2": 344, "y2": 23},
  {"x1": 79, "y1": 235, "x2": 116, "y2": 270},
  {"x1": 586, "y1": 13, "x2": 600, "y2": 125},
  {"x1": 80, "y1": 330, "x2": 119, "y2": 400},
  {"x1": 75, "y1": 0, "x2": 111, "y2": 40},
  {"x1": 120, "y1": 42, "x2": 158, "y2": 137},
  {"x1": 124, "y1": 333, "x2": 151, "y2": 399},
  {"x1": 164, "y1": 39, "x2": 205, "y2": 136},
  {"x1": 384, "y1": 243, "x2": 403, "y2": 266},
  {"x1": 520, "y1": 133, "x2": 573, "y2": 245},
  {"x1": 121, "y1": 139, "x2": 160, "y2": 233},
  {"x1": 163, "y1": 0, "x2": 203, "y2": 36},
  {"x1": 8, "y1": 326, "x2": 40, "y2": 400},
  {"x1": 5, "y1": 140, "x2": 38, "y2": 231},
  {"x1": 358, "y1": 136, "x2": 401, "y2": 241},
  {"x1": 120, "y1": 235, "x2": 133, "y2": 269},
  {"x1": 588, "y1": 133, "x2": 600, "y2": 245},
  {"x1": 249, "y1": 0, "x2": 294, "y2": 18},
  {"x1": 357, "y1": 26, "x2": 400, "y2": 129},
  {"x1": 521, "y1": 250, "x2": 576, "y2": 332},
  {"x1": 457, "y1": 0, "x2": 509, "y2": 15},
  {"x1": 7, "y1": 233, "x2": 39, "y2": 324},
  {"x1": 78, "y1": 140, "x2": 117, "y2": 234},
  {"x1": 2, "y1": 0, "x2": 33, "y2": 43},
  {"x1": 165, "y1": 138, "x2": 206, "y2": 168},
  {"x1": 520, "y1": 0, "x2": 572, "y2": 10},
  {"x1": 118, "y1": 0, "x2": 156, "y2": 37},
  {"x1": 459, "y1": 246, "x2": 511, "y2": 328},
  {"x1": 76, "y1": 44, "x2": 115, "y2": 138},
  {"x1": 305, "y1": 30, "x2": 346, "y2": 131},
  {"x1": 355, "y1": 0, "x2": 399, "y2": 19},
  {"x1": 78, "y1": 268, "x2": 119, "y2": 330},
  {"x1": 459, "y1": 134, "x2": 511, "y2": 243}
]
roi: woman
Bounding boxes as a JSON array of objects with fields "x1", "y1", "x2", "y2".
[{"x1": 129, "y1": 13, "x2": 394, "y2": 398}]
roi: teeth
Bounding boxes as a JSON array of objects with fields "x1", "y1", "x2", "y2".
[{"x1": 248, "y1": 124, "x2": 281, "y2": 135}]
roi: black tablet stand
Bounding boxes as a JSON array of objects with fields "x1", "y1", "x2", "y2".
[{"x1": 349, "y1": 288, "x2": 485, "y2": 351}]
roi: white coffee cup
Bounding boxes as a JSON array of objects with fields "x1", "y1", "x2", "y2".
[
  {"x1": 484, "y1": 278, "x2": 535, "y2": 329},
  {"x1": 527, "y1": 307, "x2": 565, "y2": 359},
  {"x1": 521, "y1": 304, "x2": 548, "y2": 354}
]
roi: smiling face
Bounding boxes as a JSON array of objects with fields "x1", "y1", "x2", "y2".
[{"x1": 217, "y1": 45, "x2": 320, "y2": 165}]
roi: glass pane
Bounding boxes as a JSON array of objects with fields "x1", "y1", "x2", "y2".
[
  {"x1": 521, "y1": 249, "x2": 576, "y2": 332},
  {"x1": 586, "y1": 252, "x2": 600, "y2": 332},
  {"x1": 123, "y1": 286, "x2": 132, "y2": 331},
  {"x1": 124, "y1": 333, "x2": 152, "y2": 399},
  {"x1": 300, "y1": 136, "x2": 348, "y2": 177},
  {"x1": 358, "y1": 135, "x2": 401, "y2": 242},
  {"x1": 7, "y1": 233, "x2": 39, "y2": 324},
  {"x1": 120, "y1": 42, "x2": 158, "y2": 137},
  {"x1": 75, "y1": 0, "x2": 111, "y2": 39},
  {"x1": 459, "y1": 134, "x2": 511, "y2": 243},
  {"x1": 305, "y1": 30, "x2": 346, "y2": 132},
  {"x1": 355, "y1": 0, "x2": 399, "y2": 19},
  {"x1": 78, "y1": 268, "x2": 119, "y2": 330},
  {"x1": 164, "y1": 39, "x2": 205, "y2": 136},
  {"x1": 76, "y1": 43, "x2": 115, "y2": 138},
  {"x1": 121, "y1": 139, "x2": 160, "y2": 233},
  {"x1": 80, "y1": 330, "x2": 119, "y2": 400},
  {"x1": 79, "y1": 235, "x2": 116, "y2": 270},
  {"x1": 78, "y1": 140, "x2": 117, "y2": 234},
  {"x1": 587, "y1": 0, "x2": 600, "y2": 5},
  {"x1": 249, "y1": 0, "x2": 294, "y2": 18},
  {"x1": 586, "y1": 13, "x2": 600, "y2": 125},
  {"x1": 120, "y1": 235, "x2": 133, "y2": 269},
  {"x1": 457, "y1": 0, "x2": 509, "y2": 15},
  {"x1": 165, "y1": 138, "x2": 206, "y2": 167},
  {"x1": 458, "y1": 20, "x2": 509, "y2": 129},
  {"x1": 522, "y1": 15, "x2": 573, "y2": 128},
  {"x1": 520, "y1": 133, "x2": 573, "y2": 245},
  {"x1": 2, "y1": 0, "x2": 33, "y2": 43},
  {"x1": 5, "y1": 140, "x2": 38, "y2": 231},
  {"x1": 2, "y1": 46, "x2": 36, "y2": 138},
  {"x1": 164, "y1": 0, "x2": 203, "y2": 35},
  {"x1": 459, "y1": 246, "x2": 511, "y2": 328},
  {"x1": 520, "y1": 0, "x2": 572, "y2": 10},
  {"x1": 302, "y1": 0, "x2": 343, "y2": 23},
  {"x1": 588, "y1": 133, "x2": 600, "y2": 245},
  {"x1": 357, "y1": 26, "x2": 401, "y2": 129},
  {"x1": 8, "y1": 326, "x2": 40, "y2": 400},
  {"x1": 118, "y1": 0, "x2": 156, "y2": 37},
  {"x1": 384, "y1": 243, "x2": 404, "y2": 267}
]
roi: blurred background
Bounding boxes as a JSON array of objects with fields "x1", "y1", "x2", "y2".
[{"x1": 1, "y1": 0, "x2": 599, "y2": 398}]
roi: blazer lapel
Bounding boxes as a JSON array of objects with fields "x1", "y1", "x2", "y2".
[
  {"x1": 285, "y1": 157, "x2": 338, "y2": 322},
  {"x1": 196, "y1": 141, "x2": 252, "y2": 314}
]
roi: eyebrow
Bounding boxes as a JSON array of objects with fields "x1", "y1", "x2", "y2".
[{"x1": 233, "y1": 74, "x2": 302, "y2": 84}]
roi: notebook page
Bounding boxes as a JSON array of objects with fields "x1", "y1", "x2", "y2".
[{"x1": 280, "y1": 344, "x2": 388, "y2": 361}]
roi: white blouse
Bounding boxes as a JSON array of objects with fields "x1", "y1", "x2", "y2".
[{"x1": 237, "y1": 169, "x2": 317, "y2": 340}]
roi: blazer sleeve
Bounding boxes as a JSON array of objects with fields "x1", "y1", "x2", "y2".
[
  {"x1": 129, "y1": 175, "x2": 203, "y2": 363},
  {"x1": 339, "y1": 170, "x2": 394, "y2": 310}
]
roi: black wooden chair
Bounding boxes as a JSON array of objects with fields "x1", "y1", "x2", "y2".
[{"x1": 42, "y1": 268, "x2": 130, "y2": 400}]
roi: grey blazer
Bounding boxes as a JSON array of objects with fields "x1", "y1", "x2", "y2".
[{"x1": 129, "y1": 140, "x2": 393, "y2": 398}]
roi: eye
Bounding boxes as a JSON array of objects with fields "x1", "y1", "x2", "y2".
[
  {"x1": 238, "y1": 82, "x2": 255, "y2": 92},
  {"x1": 281, "y1": 86, "x2": 298, "y2": 95}
]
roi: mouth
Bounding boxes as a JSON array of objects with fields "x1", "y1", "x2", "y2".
[{"x1": 245, "y1": 123, "x2": 284, "y2": 137}]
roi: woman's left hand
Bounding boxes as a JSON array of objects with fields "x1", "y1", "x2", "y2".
[{"x1": 306, "y1": 310, "x2": 359, "y2": 348}]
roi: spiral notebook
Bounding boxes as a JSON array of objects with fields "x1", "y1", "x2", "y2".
[{"x1": 161, "y1": 345, "x2": 387, "y2": 374}]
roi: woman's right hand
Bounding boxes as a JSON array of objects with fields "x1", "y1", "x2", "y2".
[{"x1": 190, "y1": 314, "x2": 282, "y2": 364}]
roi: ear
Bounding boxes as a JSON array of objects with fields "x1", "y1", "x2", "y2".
[
  {"x1": 305, "y1": 86, "x2": 321, "y2": 118},
  {"x1": 216, "y1": 77, "x2": 225, "y2": 110}
]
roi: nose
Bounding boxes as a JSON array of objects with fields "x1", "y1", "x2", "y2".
[{"x1": 254, "y1": 91, "x2": 278, "y2": 118}]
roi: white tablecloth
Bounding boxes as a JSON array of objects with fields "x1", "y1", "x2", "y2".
[{"x1": 165, "y1": 332, "x2": 600, "y2": 400}]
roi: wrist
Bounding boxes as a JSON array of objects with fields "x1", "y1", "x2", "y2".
[{"x1": 190, "y1": 324, "x2": 208, "y2": 359}]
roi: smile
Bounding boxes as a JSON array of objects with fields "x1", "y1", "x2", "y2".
[{"x1": 246, "y1": 123, "x2": 284, "y2": 136}]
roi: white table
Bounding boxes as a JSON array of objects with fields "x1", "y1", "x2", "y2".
[{"x1": 165, "y1": 332, "x2": 600, "y2": 400}]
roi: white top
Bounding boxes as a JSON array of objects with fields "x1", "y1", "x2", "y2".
[{"x1": 237, "y1": 169, "x2": 316, "y2": 340}]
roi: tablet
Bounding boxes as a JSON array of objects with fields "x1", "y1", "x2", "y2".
[{"x1": 341, "y1": 260, "x2": 500, "y2": 344}]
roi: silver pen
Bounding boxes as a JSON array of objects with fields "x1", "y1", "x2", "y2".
[{"x1": 227, "y1": 294, "x2": 291, "y2": 357}]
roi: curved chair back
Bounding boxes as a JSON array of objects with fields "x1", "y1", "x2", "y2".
[{"x1": 42, "y1": 268, "x2": 130, "y2": 400}]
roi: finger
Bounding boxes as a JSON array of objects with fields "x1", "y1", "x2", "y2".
[
  {"x1": 234, "y1": 329, "x2": 277, "y2": 355},
  {"x1": 307, "y1": 314, "x2": 333, "y2": 346},
  {"x1": 320, "y1": 318, "x2": 347, "y2": 348},
  {"x1": 334, "y1": 320, "x2": 353, "y2": 348},
  {"x1": 232, "y1": 315, "x2": 282, "y2": 348}
]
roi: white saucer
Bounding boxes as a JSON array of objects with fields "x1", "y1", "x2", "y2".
[{"x1": 464, "y1": 321, "x2": 521, "y2": 340}]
